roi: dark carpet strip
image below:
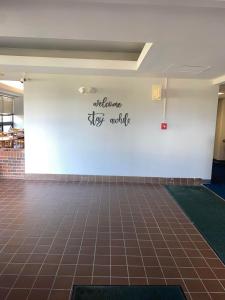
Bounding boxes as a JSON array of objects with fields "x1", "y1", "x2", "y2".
[
  {"x1": 71, "y1": 285, "x2": 187, "y2": 300},
  {"x1": 166, "y1": 185, "x2": 225, "y2": 264},
  {"x1": 204, "y1": 183, "x2": 225, "y2": 200}
]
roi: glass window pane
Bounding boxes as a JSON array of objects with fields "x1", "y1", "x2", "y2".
[
  {"x1": 2, "y1": 115, "x2": 13, "y2": 122},
  {"x1": 3, "y1": 99, "x2": 13, "y2": 114},
  {"x1": 3, "y1": 125, "x2": 11, "y2": 132}
]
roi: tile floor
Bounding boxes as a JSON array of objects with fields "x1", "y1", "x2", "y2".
[{"x1": 0, "y1": 180, "x2": 225, "y2": 300}]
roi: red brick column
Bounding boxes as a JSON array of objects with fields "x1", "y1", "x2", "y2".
[{"x1": 0, "y1": 149, "x2": 25, "y2": 179}]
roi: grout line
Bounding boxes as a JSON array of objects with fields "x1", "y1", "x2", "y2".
[
  {"x1": 123, "y1": 183, "x2": 149, "y2": 285},
  {"x1": 117, "y1": 183, "x2": 130, "y2": 285},
  {"x1": 90, "y1": 182, "x2": 102, "y2": 284}
]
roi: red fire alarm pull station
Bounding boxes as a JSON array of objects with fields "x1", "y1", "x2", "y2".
[{"x1": 161, "y1": 122, "x2": 168, "y2": 130}]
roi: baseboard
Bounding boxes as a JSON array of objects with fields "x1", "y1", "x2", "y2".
[
  {"x1": 202, "y1": 179, "x2": 211, "y2": 184},
  {"x1": 24, "y1": 173, "x2": 203, "y2": 185}
]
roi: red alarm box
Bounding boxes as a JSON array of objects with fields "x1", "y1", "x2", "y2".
[{"x1": 161, "y1": 122, "x2": 168, "y2": 130}]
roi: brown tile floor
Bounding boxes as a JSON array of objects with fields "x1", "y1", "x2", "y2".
[{"x1": 0, "y1": 180, "x2": 225, "y2": 300}]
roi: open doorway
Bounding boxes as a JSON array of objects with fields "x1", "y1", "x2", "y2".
[
  {"x1": 0, "y1": 80, "x2": 24, "y2": 148},
  {"x1": 212, "y1": 84, "x2": 225, "y2": 183}
]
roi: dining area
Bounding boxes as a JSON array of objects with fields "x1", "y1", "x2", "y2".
[
  {"x1": 0, "y1": 127, "x2": 24, "y2": 149},
  {"x1": 0, "y1": 90, "x2": 24, "y2": 149},
  {"x1": 0, "y1": 89, "x2": 25, "y2": 179},
  {"x1": 0, "y1": 130, "x2": 25, "y2": 179}
]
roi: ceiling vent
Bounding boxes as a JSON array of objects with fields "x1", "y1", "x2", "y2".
[{"x1": 165, "y1": 65, "x2": 210, "y2": 75}]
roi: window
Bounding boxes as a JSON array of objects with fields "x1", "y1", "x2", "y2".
[
  {"x1": 0, "y1": 114, "x2": 14, "y2": 132},
  {"x1": 0, "y1": 94, "x2": 15, "y2": 132}
]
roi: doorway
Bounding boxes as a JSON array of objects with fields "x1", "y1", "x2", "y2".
[
  {"x1": 212, "y1": 85, "x2": 225, "y2": 183},
  {"x1": 0, "y1": 80, "x2": 24, "y2": 148}
]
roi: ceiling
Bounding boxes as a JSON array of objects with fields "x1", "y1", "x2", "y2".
[
  {"x1": 0, "y1": 0, "x2": 225, "y2": 82},
  {"x1": 0, "y1": 38, "x2": 144, "y2": 61},
  {"x1": 3, "y1": 0, "x2": 225, "y2": 8},
  {"x1": 0, "y1": 37, "x2": 144, "y2": 53}
]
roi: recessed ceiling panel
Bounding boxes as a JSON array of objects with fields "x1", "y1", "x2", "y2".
[{"x1": 0, "y1": 37, "x2": 145, "y2": 61}]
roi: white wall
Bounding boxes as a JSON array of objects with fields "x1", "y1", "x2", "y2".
[{"x1": 24, "y1": 74, "x2": 218, "y2": 179}]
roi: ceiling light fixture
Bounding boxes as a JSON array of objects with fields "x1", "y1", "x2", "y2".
[
  {"x1": 78, "y1": 86, "x2": 97, "y2": 94},
  {"x1": 218, "y1": 92, "x2": 224, "y2": 95}
]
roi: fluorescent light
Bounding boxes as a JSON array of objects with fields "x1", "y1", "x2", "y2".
[{"x1": 0, "y1": 80, "x2": 24, "y2": 90}]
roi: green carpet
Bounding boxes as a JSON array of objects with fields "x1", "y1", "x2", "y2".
[
  {"x1": 166, "y1": 185, "x2": 225, "y2": 263},
  {"x1": 71, "y1": 285, "x2": 186, "y2": 300}
]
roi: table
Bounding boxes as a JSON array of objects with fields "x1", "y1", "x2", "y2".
[{"x1": 0, "y1": 136, "x2": 14, "y2": 148}]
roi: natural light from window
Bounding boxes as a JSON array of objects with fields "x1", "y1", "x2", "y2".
[{"x1": 0, "y1": 80, "x2": 24, "y2": 90}]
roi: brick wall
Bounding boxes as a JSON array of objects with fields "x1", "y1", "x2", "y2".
[{"x1": 0, "y1": 149, "x2": 25, "y2": 179}]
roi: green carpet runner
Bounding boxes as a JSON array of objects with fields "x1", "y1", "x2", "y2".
[{"x1": 166, "y1": 185, "x2": 225, "y2": 264}]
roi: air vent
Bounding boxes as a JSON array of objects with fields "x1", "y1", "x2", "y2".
[{"x1": 166, "y1": 65, "x2": 210, "y2": 75}]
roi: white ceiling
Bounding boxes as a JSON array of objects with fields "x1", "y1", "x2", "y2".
[
  {"x1": 0, "y1": 0, "x2": 225, "y2": 81},
  {"x1": 3, "y1": 0, "x2": 225, "y2": 8},
  {"x1": 0, "y1": 37, "x2": 144, "y2": 53}
]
